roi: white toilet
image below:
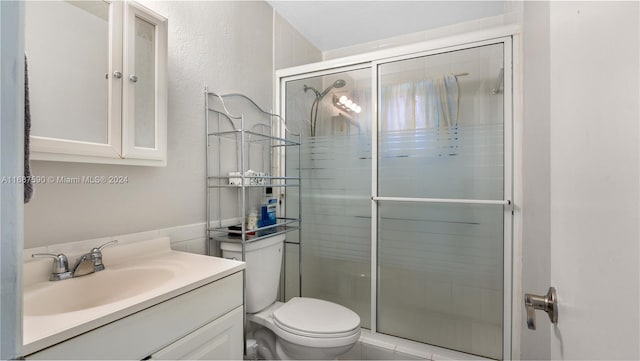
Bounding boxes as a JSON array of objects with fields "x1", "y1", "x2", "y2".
[{"x1": 220, "y1": 234, "x2": 361, "y2": 360}]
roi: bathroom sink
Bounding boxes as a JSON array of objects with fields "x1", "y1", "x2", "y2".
[
  {"x1": 22, "y1": 237, "x2": 246, "y2": 356},
  {"x1": 24, "y1": 267, "x2": 175, "y2": 316}
]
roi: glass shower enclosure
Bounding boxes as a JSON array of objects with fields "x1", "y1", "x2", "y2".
[{"x1": 278, "y1": 38, "x2": 512, "y2": 360}]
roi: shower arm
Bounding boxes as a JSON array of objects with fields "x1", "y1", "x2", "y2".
[
  {"x1": 304, "y1": 79, "x2": 347, "y2": 136},
  {"x1": 304, "y1": 85, "x2": 322, "y2": 98},
  {"x1": 310, "y1": 98, "x2": 320, "y2": 137}
]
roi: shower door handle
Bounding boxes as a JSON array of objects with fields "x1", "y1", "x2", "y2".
[{"x1": 524, "y1": 287, "x2": 558, "y2": 330}]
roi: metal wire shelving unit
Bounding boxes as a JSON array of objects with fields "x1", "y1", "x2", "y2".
[{"x1": 204, "y1": 89, "x2": 301, "y2": 260}]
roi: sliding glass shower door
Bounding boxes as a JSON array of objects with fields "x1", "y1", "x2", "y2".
[
  {"x1": 376, "y1": 43, "x2": 507, "y2": 359},
  {"x1": 283, "y1": 67, "x2": 373, "y2": 328},
  {"x1": 279, "y1": 37, "x2": 512, "y2": 360}
]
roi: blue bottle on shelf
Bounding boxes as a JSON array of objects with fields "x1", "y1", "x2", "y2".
[{"x1": 258, "y1": 187, "x2": 277, "y2": 235}]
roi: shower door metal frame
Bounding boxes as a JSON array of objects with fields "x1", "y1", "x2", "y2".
[
  {"x1": 275, "y1": 62, "x2": 373, "y2": 301},
  {"x1": 275, "y1": 25, "x2": 521, "y2": 360},
  {"x1": 371, "y1": 36, "x2": 514, "y2": 360}
]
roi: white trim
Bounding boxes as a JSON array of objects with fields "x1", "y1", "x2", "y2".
[
  {"x1": 30, "y1": 150, "x2": 166, "y2": 167},
  {"x1": 31, "y1": 136, "x2": 121, "y2": 159},
  {"x1": 510, "y1": 31, "x2": 524, "y2": 361},
  {"x1": 275, "y1": 62, "x2": 371, "y2": 86},
  {"x1": 276, "y1": 25, "x2": 520, "y2": 79},
  {"x1": 121, "y1": 1, "x2": 168, "y2": 161},
  {"x1": 0, "y1": 1, "x2": 25, "y2": 357},
  {"x1": 109, "y1": 0, "x2": 124, "y2": 158},
  {"x1": 502, "y1": 36, "x2": 515, "y2": 360}
]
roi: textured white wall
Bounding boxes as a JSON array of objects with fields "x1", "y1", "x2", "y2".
[
  {"x1": 24, "y1": 1, "x2": 321, "y2": 248},
  {"x1": 274, "y1": 11, "x2": 320, "y2": 70},
  {"x1": 268, "y1": 1, "x2": 506, "y2": 52},
  {"x1": 323, "y1": 9, "x2": 518, "y2": 60}
]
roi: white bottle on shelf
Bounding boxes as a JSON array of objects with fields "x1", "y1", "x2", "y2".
[{"x1": 247, "y1": 209, "x2": 258, "y2": 234}]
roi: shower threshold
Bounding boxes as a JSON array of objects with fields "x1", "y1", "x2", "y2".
[{"x1": 345, "y1": 330, "x2": 494, "y2": 361}]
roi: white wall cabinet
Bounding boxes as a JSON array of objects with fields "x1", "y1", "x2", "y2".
[
  {"x1": 26, "y1": 0, "x2": 167, "y2": 166},
  {"x1": 24, "y1": 272, "x2": 244, "y2": 360}
]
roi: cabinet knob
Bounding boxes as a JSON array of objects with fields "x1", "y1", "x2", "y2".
[
  {"x1": 129, "y1": 75, "x2": 138, "y2": 83},
  {"x1": 113, "y1": 71, "x2": 123, "y2": 79}
]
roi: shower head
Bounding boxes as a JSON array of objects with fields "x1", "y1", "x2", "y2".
[
  {"x1": 304, "y1": 79, "x2": 347, "y2": 100},
  {"x1": 320, "y1": 79, "x2": 346, "y2": 97}
]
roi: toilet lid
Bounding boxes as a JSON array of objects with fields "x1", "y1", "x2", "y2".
[{"x1": 273, "y1": 297, "x2": 360, "y2": 336}]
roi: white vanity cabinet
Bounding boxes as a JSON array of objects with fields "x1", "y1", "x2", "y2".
[
  {"x1": 25, "y1": 0, "x2": 167, "y2": 166},
  {"x1": 24, "y1": 272, "x2": 243, "y2": 360},
  {"x1": 150, "y1": 306, "x2": 243, "y2": 360}
]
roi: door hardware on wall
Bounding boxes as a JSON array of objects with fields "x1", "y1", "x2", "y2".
[{"x1": 524, "y1": 287, "x2": 558, "y2": 330}]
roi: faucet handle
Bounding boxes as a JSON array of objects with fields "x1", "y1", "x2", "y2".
[
  {"x1": 92, "y1": 239, "x2": 118, "y2": 252},
  {"x1": 90, "y1": 240, "x2": 118, "y2": 272},
  {"x1": 32, "y1": 253, "x2": 72, "y2": 281}
]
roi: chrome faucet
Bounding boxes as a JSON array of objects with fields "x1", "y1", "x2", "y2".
[
  {"x1": 32, "y1": 240, "x2": 118, "y2": 281},
  {"x1": 71, "y1": 240, "x2": 119, "y2": 277},
  {"x1": 71, "y1": 252, "x2": 94, "y2": 277}
]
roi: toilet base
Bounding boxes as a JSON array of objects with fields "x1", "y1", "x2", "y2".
[{"x1": 253, "y1": 325, "x2": 357, "y2": 360}]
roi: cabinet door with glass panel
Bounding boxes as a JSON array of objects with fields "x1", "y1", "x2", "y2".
[{"x1": 25, "y1": 0, "x2": 167, "y2": 166}]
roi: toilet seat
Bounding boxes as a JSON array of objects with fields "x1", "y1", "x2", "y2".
[
  {"x1": 250, "y1": 298, "x2": 361, "y2": 349},
  {"x1": 273, "y1": 297, "x2": 360, "y2": 338}
]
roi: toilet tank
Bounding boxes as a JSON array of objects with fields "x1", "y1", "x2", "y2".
[{"x1": 220, "y1": 234, "x2": 285, "y2": 313}]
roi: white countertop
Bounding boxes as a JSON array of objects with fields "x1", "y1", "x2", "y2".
[{"x1": 22, "y1": 237, "x2": 245, "y2": 356}]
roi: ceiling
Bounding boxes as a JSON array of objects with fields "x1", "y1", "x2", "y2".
[{"x1": 267, "y1": 1, "x2": 506, "y2": 52}]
